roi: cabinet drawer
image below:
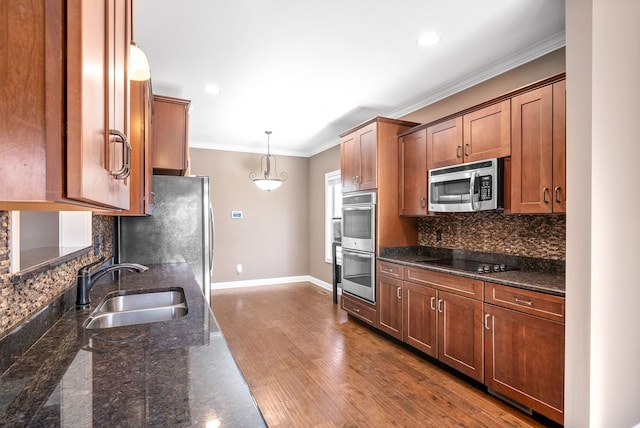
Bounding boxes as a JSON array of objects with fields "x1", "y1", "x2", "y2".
[
  {"x1": 341, "y1": 294, "x2": 376, "y2": 325},
  {"x1": 403, "y1": 267, "x2": 483, "y2": 299},
  {"x1": 378, "y1": 261, "x2": 403, "y2": 279},
  {"x1": 484, "y1": 282, "x2": 565, "y2": 322}
]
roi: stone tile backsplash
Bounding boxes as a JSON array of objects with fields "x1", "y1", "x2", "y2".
[
  {"x1": 418, "y1": 212, "x2": 566, "y2": 260},
  {"x1": 0, "y1": 212, "x2": 114, "y2": 338}
]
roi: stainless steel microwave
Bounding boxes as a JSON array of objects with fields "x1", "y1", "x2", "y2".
[{"x1": 428, "y1": 158, "x2": 504, "y2": 213}]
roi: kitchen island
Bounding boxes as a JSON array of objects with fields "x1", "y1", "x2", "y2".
[{"x1": 0, "y1": 263, "x2": 266, "y2": 427}]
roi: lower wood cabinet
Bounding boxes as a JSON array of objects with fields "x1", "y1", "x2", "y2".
[
  {"x1": 341, "y1": 292, "x2": 376, "y2": 325},
  {"x1": 484, "y1": 282, "x2": 565, "y2": 424},
  {"x1": 377, "y1": 274, "x2": 403, "y2": 339}
]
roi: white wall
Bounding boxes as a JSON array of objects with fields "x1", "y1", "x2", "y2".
[{"x1": 565, "y1": 0, "x2": 640, "y2": 426}]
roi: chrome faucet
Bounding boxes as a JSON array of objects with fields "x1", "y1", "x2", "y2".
[{"x1": 76, "y1": 258, "x2": 149, "y2": 308}]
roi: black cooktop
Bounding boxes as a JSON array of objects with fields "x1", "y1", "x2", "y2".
[{"x1": 417, "y1": 258, "x2": 520, "y2": 274}]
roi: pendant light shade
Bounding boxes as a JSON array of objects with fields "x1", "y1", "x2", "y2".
[
  {"x1": 130, "y1": 41, "x2": 151, "y2": 81},
  {"x1": 249, "y1": 131, "x2": 288, "y2": 191}
]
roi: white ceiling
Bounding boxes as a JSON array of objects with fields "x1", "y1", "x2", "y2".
[{"x1": 134, "y1": 0, "x2": 565, "y2": 157}]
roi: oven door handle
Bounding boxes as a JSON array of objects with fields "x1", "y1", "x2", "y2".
[
  {"x1": 344, "y1": 251, "x2": 374, "y2": 260},
  {"x1": 469, "y1": 171, "x2": 477, "y2": 211},
  {"x1": 343, "y1": 206, "x2": 373, "y2": 212}
]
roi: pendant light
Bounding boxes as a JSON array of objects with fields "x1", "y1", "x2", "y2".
[
  {"x1": 249, "y1": 131, "x2": 288, "y2": 191},
  {"x1": 129, "y1": 41, "x2": 151, "y2": 81}
]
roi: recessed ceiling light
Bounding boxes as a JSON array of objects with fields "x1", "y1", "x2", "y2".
[
  {"x1": 417, "y1": 32, "x2": 440, "y2": 47},
  {"x1": 204, "y1": 84, "x2": 221, "y2": 95}
]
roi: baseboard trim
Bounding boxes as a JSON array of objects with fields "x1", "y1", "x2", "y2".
[{"x1": 212, "y1": 275, "x2": 338, "y2": 293}]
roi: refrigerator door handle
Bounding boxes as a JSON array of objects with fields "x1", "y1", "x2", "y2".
[{"x1": 209, "y1": 204, "x2": 215, "y2": 276}]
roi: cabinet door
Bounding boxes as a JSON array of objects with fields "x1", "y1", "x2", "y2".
[
  {"x1": 356, "y1": 122, "x2": 377, "y2": 191},
  {"x1": 484, "y1": 304, "x2": 564, "y2": 424},
  {"x1": 399, "y1": 129, "x2": 427, "y2": 216},
  {"x1": 377, "y1": 275, "x2": 403, "y2": 340},
  {"x1": 340, "y1": 131, "x2": 358, "y2": 192},
  {"x1": 66, "y1": 0, "x2": 131, "y2": 209},
  {"x1": 552, "y1": 80, "x2": 566, "y2": 213},
  {"x1": 462, "y1": 100, "x2": 511, "y2": 163},
  {"x1": 403, "y1": 282, "x2": 437, "y2": 357},
  {"x1": 427, "y1": 117, "x2": 463, "y2": 170},
  {"x1": 152, "y1": 95, "x2": 190, "y2": 175},
  {"x1": 437, "y1": 291, "x2": 484, "y2": 382},
  {"x1": 510, "y1": 85, "x2": 554, "y2": 213}
]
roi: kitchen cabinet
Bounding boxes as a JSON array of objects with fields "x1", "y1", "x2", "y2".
[
  {"x1": 341, "y1": 292, "x2": 376, "y2": 326},
  {"x1": 484, "y1": 282, "x2": 565, "y2": 424},
  {"x1": 152, "y1": 95, "x2": 191, "y2": 176},
  {"x1": 510, "y1": 79, "x2": 566, "y2": 214},
  {"x1": 1, "y1": 0, "x2": 132, "y2": 210},
  {"x1": 377, "y1": 262, "x2": 404, "y2": 339},
  {"x1": 426, "y1": 101, "x2": 510, "y2": 171},
  {"x1": 403, "y1": 267, "x2": 484, "y2": 382},
  {"x1": 398, "y1": 129, "x2": 428, "y2": 216},
  {"x1": 107, "y1": 79, "x2": 153, "y2": 215},
  {"x1": 339, "y1": 117, "x2": 420, "y2": 252}
]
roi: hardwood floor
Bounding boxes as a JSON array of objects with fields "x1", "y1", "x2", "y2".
[{"x1": 211, "y1": 282, "x2": 555, "y2": 428}]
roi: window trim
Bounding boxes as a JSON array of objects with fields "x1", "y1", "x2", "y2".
[{"x1": 324, "y1": 169, "x2": 341, "y2": 264}]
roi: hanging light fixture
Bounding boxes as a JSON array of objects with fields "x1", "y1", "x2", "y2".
[
  {"x1": 249, "y1": 131, "x2": 288, "y2": 191},
  {"x1": 129, "y1": 41, "x2": 151, "y2": 81}
]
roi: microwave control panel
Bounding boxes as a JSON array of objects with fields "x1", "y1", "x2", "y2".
[{"x1": 479, "y1": 175, "x2": 492, "y2": 201}]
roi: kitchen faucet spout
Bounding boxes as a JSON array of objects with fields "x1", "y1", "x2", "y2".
[{"x1": 76, "y1": 259, "x2": 149, "y2": 308}]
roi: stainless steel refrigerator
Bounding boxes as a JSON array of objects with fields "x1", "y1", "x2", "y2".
[{"x1": 118, "y1": 175, "x2": 214, "y2": 303}]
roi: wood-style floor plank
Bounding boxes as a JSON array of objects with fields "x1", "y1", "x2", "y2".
[{"x1": 212, "y1": 282, "x2": 554, "y2": 428}]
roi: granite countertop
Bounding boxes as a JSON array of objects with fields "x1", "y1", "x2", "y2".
[
  {"x1": 378, "y1": 248, "x2": 565, "y2": 297},
  {"x1": 0, "y1": 263, "x2": 266, "y2": 427}
]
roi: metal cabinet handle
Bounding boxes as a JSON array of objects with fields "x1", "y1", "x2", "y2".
[
  {"x1": 456, "y1": 145, "x2": 461, "y2": 158},
  {"x1": 352, "y1": 306, "x2": 360, "y2": 313},
  {"x1": 420, "y1": 197, "x2": 426, "y2": 208},
  {"x1": 554, "y1": 186, "x2": 562, "y2": 203},
  {"x1": 515, "y1": 297, "x2": 533, "y2": 306},
  {"x1": 543, "y1": 187, "x2": 550, "y2": 204},
  {"x1": 430, "y1": 297, "x2": 436, "y2": 311},
  {"x1": 484, "y1": 313, "x2": 491, "y2": 330},
  {"x1": 437, "y1": 299, "x2": 443, "y2": 313},
  {"x1": 396, "y1": 287, "x2": 402, "y2": 299},
  {"x1": 464, "y1": 143, "x2": 470, "y2": 157},
  {"x1": 109, "y1": 129, "x2": 131, "y2": 179},
  {"x1": 382, "y1": 267, "x2": 394, "y2": 273}
]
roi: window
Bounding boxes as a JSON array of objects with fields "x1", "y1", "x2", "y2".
[{"x1": 325, "y1": 170, "x2": 342, "y2": 263}]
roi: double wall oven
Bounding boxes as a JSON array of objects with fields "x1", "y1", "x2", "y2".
[{"x1": 341, "y1": 191, "x2": 376, "y2": 303}]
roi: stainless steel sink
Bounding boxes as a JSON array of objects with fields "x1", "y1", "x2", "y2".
[
  {"x1": 84, "y1": 306, "x2": 188, "y2": 329},
  {"x1": 96, "y1": 289, "x2": 185, "y2": 312},
  {"x1": 84, "y1": 288, "x2": 188, "y2": 329}
]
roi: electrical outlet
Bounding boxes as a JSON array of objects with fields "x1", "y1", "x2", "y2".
[
  {"x1": 236, "y1": 264, "x2": 242, "y2": 275},
  {"x1": 93, "y1": 236, "x2": 100, "y2": 255},
  {"x1": 436, "y1": 230, "x2": 442, "y2": 242}
]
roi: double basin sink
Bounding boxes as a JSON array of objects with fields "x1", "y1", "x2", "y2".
[{"x1": 84, "y1": 287, "x2": 188, "y2": 329}]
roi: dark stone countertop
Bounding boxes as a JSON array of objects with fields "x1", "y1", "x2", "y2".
[
  {"x1": 378, "y1": 247, "x2": 565, "y2": 297},
  {"x1": 0, "y1": 263, "x2": 267, "y2": 427}
]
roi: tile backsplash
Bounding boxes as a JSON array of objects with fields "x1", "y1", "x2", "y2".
[
  {"x1": 418, "y1": 212, "x2": 566, "y2": 260},
  {"x1": 0, "y1": 212, "x2": 114, "y2": 338}
]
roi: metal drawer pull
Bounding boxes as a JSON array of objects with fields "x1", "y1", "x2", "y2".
[
  {"x1": 515, "y1": 297, "x2": 533, "y2": 306},
  {"x1": 382, "y1": 267, "x2": 394, "y2": 273},
  {"x1": 352, "y1": 306, "x2": 360, "y2": 313},
  {"x1": 430, "y1": 297, "x2": 436, "y2": 311},
  {"x1": 484, "y1": 313, "x2": 491, "y2": 330},
  {"x1": 437, "y1": 299, "x2": 443, "y2": 313},
  {"x1": 396, "y1": 287, "x2": 402, "y2": 299}
]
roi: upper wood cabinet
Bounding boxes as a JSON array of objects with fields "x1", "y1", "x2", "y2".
[
  {"x1": 426, "y1": 101, "x2": 510, "y2": 171},
  {"x1": 152, "y1": 95, "x2": 191, "y2": 176},
  {"x1": 510, "y1": 79, "x2": 566, "y2": 214},
  {"x1": 340, "y1": 122, "x2": 378, "y2": 192},
  {"x1": 102, "y1": 79, "x2": 153, "y2": 216},
  {"x1": 399, "y1": 129, "x2": 428, "y2": 216},
  {"x1": 0, "y1": 0, "x2": 132, "y2": 211}
]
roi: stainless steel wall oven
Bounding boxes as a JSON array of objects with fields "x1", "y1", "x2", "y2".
[{"x1": 341, "y1": 191, "x2": 376, "y2": 303}]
